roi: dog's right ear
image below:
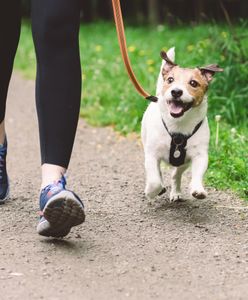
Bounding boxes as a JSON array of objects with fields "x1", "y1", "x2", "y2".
[{"x1": 160, "y1": 50, "x2": 177, "y2": 76}]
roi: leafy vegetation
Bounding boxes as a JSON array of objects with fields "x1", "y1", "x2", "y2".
[
  {"x1": 207, "y1": 121, "x2": 247, "y2": 199},
  {"x1": 15, "y1": 21, "x2": 248, "y2": 199}
]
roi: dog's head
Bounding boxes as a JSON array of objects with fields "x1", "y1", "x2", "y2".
[{"x1": 158, "y1": 49, "x2": 223, "y2": 118}]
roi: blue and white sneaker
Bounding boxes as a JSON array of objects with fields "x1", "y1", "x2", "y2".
[
  {"x1": 0, "y1": 138, "x2": 9, "y2": 204},
  {"x1": 37, "y1": 176, "x2": 85, "y2": 237}
]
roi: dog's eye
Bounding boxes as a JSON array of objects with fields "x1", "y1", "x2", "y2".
[
  {"x1": 167, "y1": 77, "x2": 174, "y2": 84},
  {"x1": 189, "y1": 80, "x2": 199, "y2": 88}
]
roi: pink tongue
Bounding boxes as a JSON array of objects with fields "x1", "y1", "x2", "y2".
[{"x1": 169, "y1": 102, "x2": 184, "y2": 115}]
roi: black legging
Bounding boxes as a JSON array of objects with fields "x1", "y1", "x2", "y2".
[
  {"x1": 0, "y1": 1, "x2": 21, "y2": 123},
  {"x1": 0, "y1": 0, "x2": 82, "y2": 169}
]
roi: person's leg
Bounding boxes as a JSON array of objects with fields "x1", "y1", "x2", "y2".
[
  {"x1": 31, "y1": 0, "x2": 85, "y2": 237},
  {"x1": 31, "y1": 0, "x2": 82, "y2": 189},
  {"x1": 0, "y1": 0, "x2": 21, "y2": 142},
  {"x1": 0, "y1": 122, "x2": 6, "y2": 145},
  {"x1": 0, "y1": 0, "x2": 21, "y2": 202}
]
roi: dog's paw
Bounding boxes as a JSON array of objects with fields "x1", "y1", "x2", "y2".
[
  {"x1": 191, "y1": 188, "x2": 207, "y2": 199},
  {"x1": 145, "y1": 182, "x2": 165, "y2": 200},
  {"x1": 169, "y1": 191, "x2": 183, "y2": 202}
]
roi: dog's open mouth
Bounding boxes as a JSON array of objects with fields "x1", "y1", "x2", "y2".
[{"x1": 167, "y1": 99, "x2": 193, "y2": 118}]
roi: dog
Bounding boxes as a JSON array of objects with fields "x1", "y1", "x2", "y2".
[{"x1": 141, "y1": 48, "x2": 223, "y2": 201}]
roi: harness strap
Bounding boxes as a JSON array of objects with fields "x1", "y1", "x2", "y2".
[
  {"x1": 111, "y1": 0, "x2": 158, "y2": 103},
  {"x1": 162, "y1": 119, "x2": 203, "y2": 167}
]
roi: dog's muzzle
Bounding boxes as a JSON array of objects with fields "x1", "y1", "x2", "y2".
[{"x1": 167, "y1": 98, "x2": 193, "y2": 118}]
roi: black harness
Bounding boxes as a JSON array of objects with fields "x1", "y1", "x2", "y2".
[{"x1": 162, "y1": 119, "x2": 203, "y2": 167}]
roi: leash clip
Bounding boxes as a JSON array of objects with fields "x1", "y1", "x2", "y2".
[{"x1": 146, "y1": 95, "x2": 158, "y2": 102}]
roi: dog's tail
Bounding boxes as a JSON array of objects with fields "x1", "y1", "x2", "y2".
[{"x1": 156, "y1": 47, "x2": 175, "y2": 97}]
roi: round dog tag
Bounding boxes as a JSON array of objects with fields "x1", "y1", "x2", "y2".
[{"x1": 174, "y1": 150, "x2": 181, "y2": 158}]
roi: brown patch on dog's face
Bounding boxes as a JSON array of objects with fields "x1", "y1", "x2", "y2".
[
  {"x1": 187, "y1": 68, "x2": 209, "y2": 106},
  {"x1": 162, "y1": 66, "x2": 209, "y2": 107}
]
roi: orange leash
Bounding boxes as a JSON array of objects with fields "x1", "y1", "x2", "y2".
[{"x1": 111, "y1": 0, "x2": 158, "y2": 102}]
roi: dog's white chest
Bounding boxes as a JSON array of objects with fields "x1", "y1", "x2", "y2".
[{"x1": 141, "y1": 103, "x2": 209, "y2": 167}]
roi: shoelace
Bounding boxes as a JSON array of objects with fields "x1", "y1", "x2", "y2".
[
  {"x1": 39, "y1": 176, "x2": 67, "y2": 217},
  {"x1": 41, "y1": 175, "x2": 67, "y2": 194}
]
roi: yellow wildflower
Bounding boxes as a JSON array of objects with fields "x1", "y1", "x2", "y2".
[
  {"x1": 221, "y1": 31, "x2": 227, "y2": 39},
  {"x1": 148, "y1": 66, "x2": 155, "y2": 73},
  {"x1": 220, "y1": 55, "x2": 225, "y2": 62},
  {"x1": 95, "y1": 45, "x2": 102, "y2": 52},
  {"x1": 128, "y1": 45, "x2": 136, "y2": 53},
  {"x1": 187, "y1": 45, "x2": 194, "y2": 52},
  {"x1": 146, "y1": 59, "x2": 154, "y2": 66}
]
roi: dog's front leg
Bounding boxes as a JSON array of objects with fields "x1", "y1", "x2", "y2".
[
  {"x1": 190, "y1": 153, "x2": 208, "y2": 199},
  {"x1": 144, "y1": 155, "x2": 165, "y2": 200},
  {"x1": 170, "y1": 164, "x2": 188, "y2": 202}
]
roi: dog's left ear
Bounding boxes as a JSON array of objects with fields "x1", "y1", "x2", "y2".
[
  {"x1": 160, "y1": 50, "x2": 177, "y2": 76},
  {"x1": 199, "y1": 64, "x2": 224, "y2": 83}
]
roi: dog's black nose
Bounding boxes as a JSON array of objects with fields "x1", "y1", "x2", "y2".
[{"x1": 171, "y1": 89, "x2": 183, "y2": 98}]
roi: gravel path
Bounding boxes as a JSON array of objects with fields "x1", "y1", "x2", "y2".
[{"x1": 0, "y1": 73, "x2": 248, "y2": 300}]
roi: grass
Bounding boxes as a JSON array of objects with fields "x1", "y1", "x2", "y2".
[
  {"x1": 207, "y1": 121, "x2": 247, "y2": 199},
  {"x1": 15, "y1": 21, "x2": 248, "y2": 199}
]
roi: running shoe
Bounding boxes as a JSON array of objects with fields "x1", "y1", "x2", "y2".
[
  {"x1": 37, "y1": 176, "x2": 85, "y2": 237},
  {"x1": 0, "y1": 138, "x2": 9, "y2": 204}
]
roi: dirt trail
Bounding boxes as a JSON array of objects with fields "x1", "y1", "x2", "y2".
[{"x1": 0, "y1": 73, "x2": 248, "y2": 300}]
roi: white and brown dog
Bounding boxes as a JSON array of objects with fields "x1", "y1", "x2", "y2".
[{"x1": 141, "y1": 48, "x2": 223, "y2": 202}]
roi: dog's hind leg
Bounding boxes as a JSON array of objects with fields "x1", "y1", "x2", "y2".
[
  {"x1": 170, "y1": 164, "x2": 188, "y2": 202},
  {"x1": 144, "y1": 155, "x2": 165, "y2": 200}
]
